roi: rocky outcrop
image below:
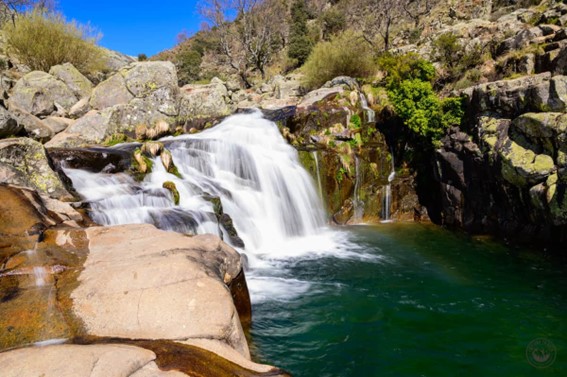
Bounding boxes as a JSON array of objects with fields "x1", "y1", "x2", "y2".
[
  {"x1": 7, "y1": 71, "x2": 79, "y2": 117},
  {"x1": 0, "y1": 185, "x2": 286, "y2": 376},
  {"x1": 49, "y1": 62, "x2": 180, "y2": 147},
  {"x1": 0, "y1": 138, "x2": 71, "y2": 199},
  {"x1": 425, "y1": 73, "x2": 567, "y2": 250}
]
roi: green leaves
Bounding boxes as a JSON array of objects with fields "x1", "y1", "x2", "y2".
[{"x1": 388, "y1": 78, "x2": 463, "y2": 142}]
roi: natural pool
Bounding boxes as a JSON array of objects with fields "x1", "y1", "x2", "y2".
[{"x1": 248, "y1": 224, "x2": 566, "y2": 377}]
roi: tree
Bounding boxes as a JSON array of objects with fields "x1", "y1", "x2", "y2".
[
  {"x1": 199, "y1": 0, "x2": 282, "y2": 87},
  {"x1": 403, "y1": 0, "x2": 436, "y2": 28},
  {"x1": 288, "y1": 0, "x2": 311, "y2": 66},
  {"x1": 0, "y1": 0, "x2": 54, "y2": 25},
  {"x1": 349, "y1": 0, "x2": 404, "y2": 51}
]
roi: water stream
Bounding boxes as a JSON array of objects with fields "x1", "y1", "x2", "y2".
[
  {"x1": 312, "y1": 150, "x2": 324, "y2": 201},
  {"x1": 359, "y1": 93, "x2": 375, "y2": 124}
]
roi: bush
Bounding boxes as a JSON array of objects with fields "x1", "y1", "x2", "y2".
[
  {"x1": 176, "y1": 48, "x2": 202, "y2": 85},
  {"x1": 302, "y1": 31, "x2": 375, "y2": 89},
  {"x1": 288, "y1": 0, "x2": 313, "y2": 67},
  {"x1": 3, "y1": 9, "x2": 104, "y2": 74},
  {"x1": 432, "y1": 32, "x2": 484, "y2": 82},
  {"x1": 320, "y1": 8, "x2": 346, "y2": 40},
  {"x1": 138, "y1": 53, "x2": 148, "y2": 61},
  {"x1": 388, "y1": 79, "x2": 463, "y2": 141},
  {"x1": 377, "y1": 52, "x2": 435, "y2": 87}
]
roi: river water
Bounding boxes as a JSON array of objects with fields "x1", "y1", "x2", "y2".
[{"x1": 249, "y1": 223, "x2": 567, "y2": 376}]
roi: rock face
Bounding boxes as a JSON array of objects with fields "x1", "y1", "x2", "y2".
[
  {"x1": 424, "y1": 74, "x2": 567, "y2": 249},
  {"x1": 7, "y1": 71, "x2": 79, "y2": 117},
  {"x1": 49, "y1": 63, "x2": 93, "y2": 99},
  {"x1": 49, "y1": 62, "x2": 180, "y2": 147},
  {"x1": 0, "y1": 138, "x2": 71, "y2": 199}
]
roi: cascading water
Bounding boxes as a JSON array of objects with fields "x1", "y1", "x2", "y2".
[
  {"x1": 65, "y1": 110, "x2": 362, "y2": 304},
  {"x1": 359, "y1": 93, "x2": 375, "y2": 124},
  {"x1": 381, "y1": 152, "x2": 396, "y2": 222},
  {"x1": 352, "y1": 155, "x2": 364, "y2": 222},
  {"x1": 311, "y1": 151, "x2": 323, "y2": 201},
  {"x1": 65, "y1": 110, "x2": 326, "y2": 255}
]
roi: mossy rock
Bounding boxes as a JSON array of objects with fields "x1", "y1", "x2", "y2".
[{"x1": 162, "y1": 181, "x2": 180, "y2": 205}]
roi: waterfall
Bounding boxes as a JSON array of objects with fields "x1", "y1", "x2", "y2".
[
  {"x1": 359, "y1": 93, "x2": 375, "y2": 124},
  {"x1": 381, "y1": 152, "x2": 396, "y2": 223},
  {"x1": 352, "y1": 155, "x2": 364, "y2": 222},
  {"x1": 64, "y1": 110, "x2": 326, "y2": 254},
  {"x1": 312, "y1": 151, "x2": 323, "y2": 201}
]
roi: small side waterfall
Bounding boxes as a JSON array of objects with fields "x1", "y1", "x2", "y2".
[
  {"x1": 312, "y1": 151, "x2": 323, "y2": 200},
  {"x1": 359, "y1": 93, "x2": 375, "y2": 124},
  {"x1": 65, "y1": 111, "x2": 326, "y2": 255},
  {"x1": 353, "y1": 155, "x2": 364, "y2": 222},
  {"x1": 381, "y1": 152, "x2": 396, "y2": 222}
]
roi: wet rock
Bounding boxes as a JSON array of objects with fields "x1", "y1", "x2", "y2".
[{"x1": 47, "y1": 147, "x2": 133, "y2": 173}]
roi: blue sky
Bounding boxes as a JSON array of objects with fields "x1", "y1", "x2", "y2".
[{"x1": 58, "y1": 1, "x2": 205, "y2": 57}]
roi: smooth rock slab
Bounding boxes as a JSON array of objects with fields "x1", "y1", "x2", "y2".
[
  {"x1": 0, "y1": 344, "x2": 185, "y2": 377},
  {"x1": 71, "y1": 224, "x2": 249, "y2": 358}
]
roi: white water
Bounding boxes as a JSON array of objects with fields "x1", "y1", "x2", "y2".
[
  {"x1": 352, "y1": 155, "x2": 364, "y2": 222},
  {"x1": 64, "y1": 111, "x2": 383, "y2": 303},
  {"x1": 312, "y1": 151, "x2": 323, "y2": 201},
  {"x1": 381, "y1": 153, "x2": 396, "y2": 222},
  {"x1": 359, "y1": 93, "x2": 375, "y2": 124}
]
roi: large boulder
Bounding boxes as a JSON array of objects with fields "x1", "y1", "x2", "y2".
[
  {"x1": 101, "y1": 47, "x2": 136, "y2": 72},
  {"x1": 0, "y1": 138, "x2": 71, "y2": 199},
  {"x1": 49, "y1": 63, "x2": 93, "y2": 99},
  {"x1": 90, "y1": 73, "x2": 134, "y2": 110},
  {"x1": 91, "y1": 61, "x2": 179, "y2": 116},
  {"x1": 70, "y1": 224, "x2": 249, "y2": 356},
  {"x1": 7, "y1": 71, "x2": 79, "y2": 117},
  {"x1": 179, "y1": 82, "x2": 232, "y2": 122}
]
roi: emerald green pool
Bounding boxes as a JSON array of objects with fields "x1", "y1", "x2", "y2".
[{"x1": 248, "y1": 224, "x2": 566, "y2": 376}]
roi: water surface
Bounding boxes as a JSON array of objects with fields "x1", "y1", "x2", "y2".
[{"x1": 249, "y1": 224, "x2": 566, "y2": 376}]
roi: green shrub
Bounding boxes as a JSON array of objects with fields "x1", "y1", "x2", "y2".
[
  {"x1": 302, "y1": 31, "x2": 375, "y2": 89},
  {"x1": 2, "y1": 9, "x2": 104, "y2": 74},
  {"x1": 288, "y1": 0, "x2": 313, "y2": 66},
  {"x1": 377, "y1": 52, "x2": 435, "y2": 87},
  {"x1": 388, "y1": 79, "x2": 463, "y2": 141},
  {"x1": 138, "y1": 53, "x2": 148, "y2": 61},
  {"x1": 432, "y1": 32, "x2": 483, "y2": 81},
  {"x1": 320, "y1": 8, "x2": 346, "y2": 40},
  {"x1": 176, "y1": 48, "x2": 202, "y2": 85}
]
